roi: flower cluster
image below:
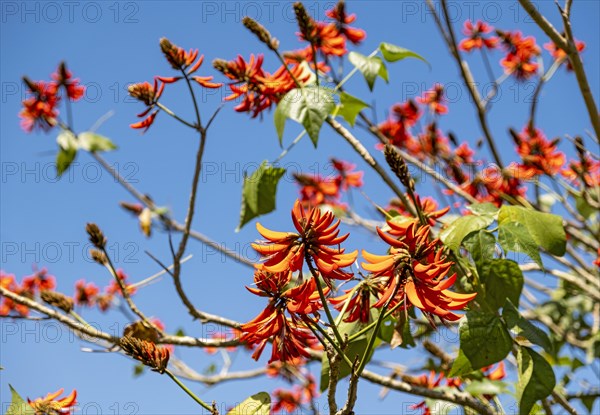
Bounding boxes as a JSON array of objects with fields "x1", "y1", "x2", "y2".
[
  {"x1": 512, "y1": 127, "x2": 566, "y2": 176},
  {"x1": 242, "y1": 200, "x2": 358, "y2": 362},
  {"x1": 362, "y1": 221, "x2": 477, "y2": 325},
  {"x1": 20, "y1": 63, "x2": 85, "y2": 133},
  {"x1": 129, "y1": 38, "x2": 221, "y2": 132},
  {"x1": 252, "y1": 200, "x2": 357, "y2": 281},
  {"x1": 459, "y1": 20, "x2": 498, "y2": 52},
  {"x1": 213, "y1": 54, "x2": 311, "y2": 118},
  {"x1": 214, "y1": 1, "x2": 364, "y2": 118},
  {"x1": 294, "y1": 159, "x2": 363, "y2": 209},
  {"x1": 408, "y1": 362, "x2": 505, "y2": 414},
  {"x1": 272, "y1": 378, "x2": 318, "y2": 414},
  {"x1": 0, "y1": 269, "x2": 56, "y2": 316},
  {"x1": 497, "y1": 30, "x2": 540, "y2": 80},
  {"x1": 73, "y1": 269, "x2": 136, "y2": 312},
  {"x1": 240, "y1": 269, "x2": 322, "y2": 363},
  {"x1": 544, "y1": 39, "x2": 586, "y2": 71}
]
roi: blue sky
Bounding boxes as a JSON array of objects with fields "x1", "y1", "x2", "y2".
[{"x1": 1, "y1": 1, "x2": 599, "y2": 413}]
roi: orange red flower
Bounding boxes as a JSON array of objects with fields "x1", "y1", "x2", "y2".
[
  {"x1": 513, "y1": 127, "x2": 565, "y2": 176},
  {"x1": 544, "y1": 39, "x2": 585, "y2": 71},
  {"x1": 128, "y1": 79, "x2": 165, "y2": 132},
  {"x1": 20, "y1": 79, "x2": 60, "y2": 133},
  {"x1": 417, "y1": 84, "x2": 448, "y2": 115},
  {"x1": 252, "y1": 200, "x2": 357, "y2": 281},
  {"x1": 362, "y1": 221, "x2": 476, "y2": 324},
  {"x1": 215, "y1": 54, "x2": 310, "y2": 117},
  {"x1": 498, "y1": 30, "x2": 540, "y2": 80},
  {"x1": 459, "y1": 20, "x2": 498, "y2": 52},
  {"x1": 28, "y1": 388, "x2": 77, "y2": 414},
  {"x1": 325, "y1": 1, "x2": 366, "y2": 45},
  {"x1": 52, "y1": 62, "x2": 85, "y2": 101},
  {"x1": 74, "y1": 279, "x2": 100, "y2": 307}
]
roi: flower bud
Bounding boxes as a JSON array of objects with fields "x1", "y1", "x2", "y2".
[
  {"x1": 242, "y1": 17, "x2": 279, "y2": 51},
  {"x1": 384, "y1": 145, "x2": 414, "y2": 191},
  {"x1": 120, "y1": 336, "x2": 169, "y2": 374},
  {"x1": 41, "y1": 290, "x2": 74, "y2": 313},
  {"x1": 86, "y1": 223, "x2": 106, "y2": 249}
]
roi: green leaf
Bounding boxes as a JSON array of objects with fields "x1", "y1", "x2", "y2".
[
  {"x1": 466, "y1": 202, "x2": 499, "y2": 217},
  {"x1": 449, "y1": 311, "x2": 512, "y2": 377},
  {"x1": 464, "y1": 379, "x2": 510, "y2": 396},
  {"x1": 379, "y1": 42, "x2": 428, "y2": 65},
  {"x1": 503, "y1": 299, "x2": 552, "y2": 354},
  {"x1": 338, "y1": 92, "x2": 369, "y2": 127},
  {"x1": 478, "y1": 259, "x2": 524, "y2": 312},
  {"x1": 274, "y1": 86, "x2": 335, "y2": 147},
  {"x1": 226, "y1": 392, "x2": 271, "y2": 415},
  {"x1": 575, "y1": 193, "x2": 598, "y2": 219},
  {"x1": 78, "y1": 131, "x2": 117, "y2": 152},
  {"x1": 440, "y1": 214, "x2": 495, "y2": 253},
  {"x1": 498, "y1": 206, "x2": 567, "y2": 256},
  {"x1": 449, "y1": 350, "x2": 473, "y2": 377},
  {"x1": 463, "y1": 230, "x2": 496, "y2": 267},
  {"x1": 498, "y1": 221, "x2": 543, "y2": 268},
  {"x1": 320, "y1": 320, "x2": 375, "y2": 392},
  {"x1": 5, "y1": 385, "x2": 35, "y2": 415},
  {"x1": 517, "y1": 346, "x2": 556, "y2": 415},
  {"x1": 348, "y1": 51, "x2": 388, "y2": 90},
  {"x1": 56, "y1": 147, "x2": 77, "y2": 177},
  {"x1": 237, "y1": 161, "x2": 286, "y2": 231}
]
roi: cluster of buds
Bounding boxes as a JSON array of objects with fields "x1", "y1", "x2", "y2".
[
  {"x1": 242, "y1": 17, "x2": 279, "y2": 51},
  {"x1": 41, "y1": 290, "x2": 74, "y2": 313},
  {"x1": 384, "y1": 145, "x2": 414, "y2": 191},
  {"x1": 86, "y1": 222, "x2": 106, "y2": 249},
  {"x1": 120, "y1": 336, "x2": 170, "y2": 374}
]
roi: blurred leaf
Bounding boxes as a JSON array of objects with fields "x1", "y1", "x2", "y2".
[
  {"x1": 575, "y1": 193, "x2": 597, "y2": 219},
  {"x1": 379, "y1": 42, "x2": 428, "y2": 65},
  {"x1": 226, "y1": 392, "x2": 271, "y2": 415},
  {"x1": 56, "y1": 147, "x2": 77, "y2": 177},
  {"x1": 449, "y1": 311, "x2": 512, "y2": 377},
  {"x1": 479, "y1": 259, "x2": 524, "y2": 312},
  {"x1": 440, "y1": 214, "x2": 495, "y2": 253},
  {"x1": 517, "y1": 346, "x2": 556, "y2": 415},
  {"x1": 320, "y1": 320, "x2": 374, "y2": 392},
  {"x1": 338, "y1": 92, "x2": 369, "y2": 127},
  {"x1": 78, "y1": 131, "x2": 117, "y2": 152},
  {"x1": 348, "y1": 51, "x2": 388, "y2": 90},
  {"x1": 463, "y1": 230, "x2": 496, "y2": 267},
  {"x1": 466, "y1": 202, "x2": 499, "y2": 217},
  {"x1": 498, "y1": 206, "x2": 566, "y2": 257},
  {"x1": 503, "y1": 299, "x2": 552, "y2": 354},
  {"x1": 237, "y1": 161, "x2": 286, "y2": 231},
  {"x1": 5, "y1": 385, "x2": 35, "y2": 415},
  {"x1": 274, "y1": 86, "x2": 335, "y2": 147},
  {"x1": 464, "y1": 379, "x2": 510, "y2": 396},
  {"x1": 498, "y1": 221, "x2": 543, "y2": 268}
]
